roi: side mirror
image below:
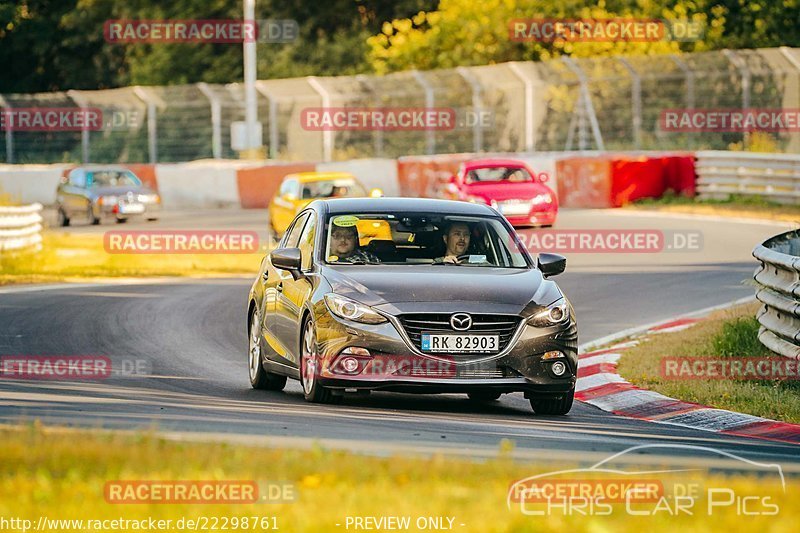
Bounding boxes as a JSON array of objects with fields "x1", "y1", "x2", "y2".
[
  {"x1": 538, "y1": 172, "x2": 550, "y2": 183},
  {"x1": 537, "y1": 252, "x2": 566, "y2": 278},
  {"x1": 369, "y1": 188, "x2": 383, "y2": 198},
  {"x1": 270, "y1": 247, "x2": 303, "y2": 279}
]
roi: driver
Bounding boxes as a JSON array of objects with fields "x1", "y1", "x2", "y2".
[
  {"x1": 329, "y1": 223, "x2": 380, "y2": 264},
  {"x1": 437, "y1": 222, "x2": 471, "y2": 264}
]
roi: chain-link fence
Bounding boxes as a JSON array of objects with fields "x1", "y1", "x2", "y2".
[{"x1": 3, "y1": 47, "x2": 800, "y2": 164}]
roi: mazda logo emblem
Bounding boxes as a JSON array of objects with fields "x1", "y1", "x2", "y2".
[{"x1": 450, "y1": 313, "x2": 472, "y2": 331}]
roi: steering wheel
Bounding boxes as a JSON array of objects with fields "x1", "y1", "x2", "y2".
[{"x1": 456, "y1": 254, "x2": 472, "y2": 262}]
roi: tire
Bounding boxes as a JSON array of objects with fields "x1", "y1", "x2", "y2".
[
  {"x1": 57, "y1": 207, "x2": 70, "y2": 227},
  {"x1": 300, "y1": 318, "x2": 341, "y2": 404},
  {"x1": 87, "y1": 205, "x2": 100, "y2": 225},
  {"x1": 529, "y1": 388, "x2": 574, "y2": 415},
  {"x1": 146, "y1": 217, "x2": 159, "y2": 222},
  {"x1": 115, "y1": 217, "x2": 128, "y2": 224},
  {"x1": 467, "y1": 391, "x2": 501, "y2": 402},
  {"x1": 248, "y1": 307, "x2": 287, "y2": 391}
]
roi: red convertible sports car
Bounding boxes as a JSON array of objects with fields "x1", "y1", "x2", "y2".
[{"x1": 443, "y1": 158, "x2": 558, "y2": 227}]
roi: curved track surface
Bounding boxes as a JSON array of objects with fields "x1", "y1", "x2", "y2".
[{"x1": 1, "y1": 209, "x2": 797, "y2": 470}]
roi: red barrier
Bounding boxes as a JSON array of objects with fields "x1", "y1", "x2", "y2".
[
  {"x1": 610, "y1": 156, "x2": 666, "y2": 207},
  {"x1": 661, "y1": 155, "x2": 696, "y2": 196},
  {"x1": 236, "y1": 163, "x2": 316, "y2": 208}
]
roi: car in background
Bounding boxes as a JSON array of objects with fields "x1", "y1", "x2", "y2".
[
  {"x1": 267, "y1": 171, "x2": 382, "y2": 243},
  {"x1": 443, "y1": 158, "x2": 558, "y2": 227},
  {"x1": 247, "y1": 197, "x2": 577, "y2": 414},
  {"x1": 55, "y1": 166, "x2": 161, "y2": 226}
]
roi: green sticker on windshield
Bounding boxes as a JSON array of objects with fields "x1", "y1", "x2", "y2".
[{"x1": 332, "y1": 215, "x2": 359, "y2": 227}]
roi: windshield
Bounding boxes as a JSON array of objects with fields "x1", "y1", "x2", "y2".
[
  {"x1": 465, "y1": 166, "x2": 533, "y2": 184},
  {"x1": 301, "y1": 179, "x2": 366, "y2": 199},
  {"x1": 323, "y1": 212, "x2": 530, "y2": 268},
  {"x1": 88, "y1": 170, "x2": 142, "y2": 187}
]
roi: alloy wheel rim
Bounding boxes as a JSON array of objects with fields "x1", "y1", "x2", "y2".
[
  {"x1": 301, "y1": 322, "x2": 317, "y2": 393},
  {"x1": 248, "y1": 310, "x2": 261, "y2": 382}
]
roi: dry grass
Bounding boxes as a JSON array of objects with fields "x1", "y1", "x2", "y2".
[{"x1": 0, "y1": 423, "x2": 796, "y2": 532}]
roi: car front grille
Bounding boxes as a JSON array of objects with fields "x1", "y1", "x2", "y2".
[{"x1": 398, "y1": 313, "x2": 521, "y2": 357}]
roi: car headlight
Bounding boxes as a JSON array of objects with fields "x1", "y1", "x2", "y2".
[
  {"x1": 531, "y1": 193, "x2": 553, "y2": 205},
  {"x1": 324, "y1": 294, "x2": 387, "y2": 324},
  {"x1": 97, "y1": 195, "x2": 118, "y2": 206},
  {"x1": 527, "y1": 299, "x2": 569, "y2": 327}
]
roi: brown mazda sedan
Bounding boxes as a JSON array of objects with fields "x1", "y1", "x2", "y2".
[{"x1": 247, "y1": 198, "x2": 577, "y2": 414}]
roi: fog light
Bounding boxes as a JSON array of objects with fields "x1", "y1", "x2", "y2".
[
  {"x1": 542, "y1": 350, "x2": 565, "y2": 360},
  {"x1": 341, "y1": 357, "x2": 360, "y2": 373},
  {"x1": 551, "y1": 361, "x2": 567, "y2": 376}
]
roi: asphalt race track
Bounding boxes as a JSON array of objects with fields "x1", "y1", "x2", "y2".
[{"x1": 1, "y1": 209, "x2": 798, "y2": 472}]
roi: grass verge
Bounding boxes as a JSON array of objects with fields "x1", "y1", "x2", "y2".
[
  {"x1": 0, "y1": 423, "x2": 796, "y2": 532},
  {"x1": 626, "y1": 193, "x2": 800, "y2": 223},
  {"x1": 0, "y1": 232, "x2": 263, "y2": 285},
  {"x1": 618, "y1": 302, "x2": 800, "y2": 423}
]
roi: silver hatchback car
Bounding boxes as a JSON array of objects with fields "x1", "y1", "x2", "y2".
[{"x1": 55, "y1": 166, "x2": 161, "y2": 226}]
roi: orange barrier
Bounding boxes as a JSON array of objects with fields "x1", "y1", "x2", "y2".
[
  {"x1": 556, "y1": 157, "x2": 613, "y2": 208},
  {"x1": 396, "y1": 154, "x2": 473, "y2": 198},
  {"x1": 236, "y1": 163, "x2": 316, "y2": 208}
]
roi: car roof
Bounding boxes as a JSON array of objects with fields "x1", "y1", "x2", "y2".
[
  {"x1": 462, "y1": 158, "x2": 530, "y2": 170},
  {"x1": 311, "y1": 197, "x2": 498, "y2": 216},
  {"x1": 286, "y1": 171, "x2": 360, "y2": 183}
]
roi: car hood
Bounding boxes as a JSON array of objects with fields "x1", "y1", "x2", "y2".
[
  {"x1": 321, "y1": 265, "x2": 562, "y2": 315},
  {"x1": 463, "y1": 181, "x2": 550, "y2": 202}
]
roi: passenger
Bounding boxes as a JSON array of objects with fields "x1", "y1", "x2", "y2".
[
  {"x1": 436, "y1": 222, "x2": 471, "y2": 264},
  {"x1": 329, "y1": 224, "x2": 380, "y2": 263}
]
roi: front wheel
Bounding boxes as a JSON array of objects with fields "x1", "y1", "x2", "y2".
[
  {"x1": 248, "y1": 307, "x2": 287, "y2": 391},
  {"x1": 529, "y1": 388, "x2": 574, "y2": 415},
  {"x1": 57, "y1": 207, "x2": 70, "y2": 227},
  {"x1": 300, "y1": 319, "x2": 341, "y2": 404}
]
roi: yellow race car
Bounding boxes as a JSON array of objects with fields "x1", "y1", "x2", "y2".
[{"x1": 267, "y1": 172, "x2": 385, "y2": 244}]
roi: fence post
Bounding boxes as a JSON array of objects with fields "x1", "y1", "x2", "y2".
[
  {"x1": 618, "y1": 58, "x2": 642, "y2": 150},
  {"x1": 508, "y1": 62, "x2": 536, "y2": 152},
  {"x1": 779, "y1": 47, "x2": 800, "y2": 152},
  {"x1": 356, "y1": 74, "x2": 383, "y2": 157},
  {"x1": 133, "y1": 87, "x2": 158, "y2": 164},
  {"x1": 307, "y1": 76, "x2": 333, "y2": 162},
  {"x1": 66, "y1": 90, "x2": 90, "y2": 163},
  {"x1": 723, "y1": 49, "x2": 752, "y2": 148},
  {"x1": 197, "y1": 83, "x2": 222, "y2": 159},
  {"x1": 456, "y1": 67, "x2": 484, "y2": 153},
  {"x1": 562, "y1": 57, "x2": 605, "y2": 151},
  {"x1": 411, "y1": 70, "x2": 436, "y2": 155},
  {"x1": 254, "y1": 82, "x2": 280, "y2": 159},
  {"x1": 0, "y1": 95, "x2": 13, "y2": 163},
  {"x1": 670, "y1": 55, "x2": 695, "y2": 149}
]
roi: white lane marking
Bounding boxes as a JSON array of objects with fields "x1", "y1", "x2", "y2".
[
  {"x1": 599, "y1": 208, "x2": 797, "y2": 228},
  {"x1": 579, "y1": 295, "x2": 755, "y2": 354}
]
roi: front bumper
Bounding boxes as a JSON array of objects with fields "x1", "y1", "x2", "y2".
[
  {"x1": 98, "y1": 202, "x2": 162, "y2": 219},
  {"x1": 314, "y1": 310, "x2": 577, "y2": 397}
]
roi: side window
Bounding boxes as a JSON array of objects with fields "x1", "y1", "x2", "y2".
[
  {"x1": 282, "y1": 212, "x2": 309, "y2": 248},
  {"x1": 68, "y1": 170, "x2": 86, "y2": 188},
  {"x1": 280, "y1": 179, "x2": 299, "y2": 199},
  {"x1": 298, "y1": 212, "x2": 317, "y2": 270}
]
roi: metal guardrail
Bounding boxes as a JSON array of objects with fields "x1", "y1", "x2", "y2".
[
  {"x1": 0, "y1": 203, "x2": 43, "y2": 252},
  {"x1": 696, "y1": 151, "x2": 800, "y2": 204},
  {"x1": 753, "y1": 229, "x2": 800, "y2": 359}
]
